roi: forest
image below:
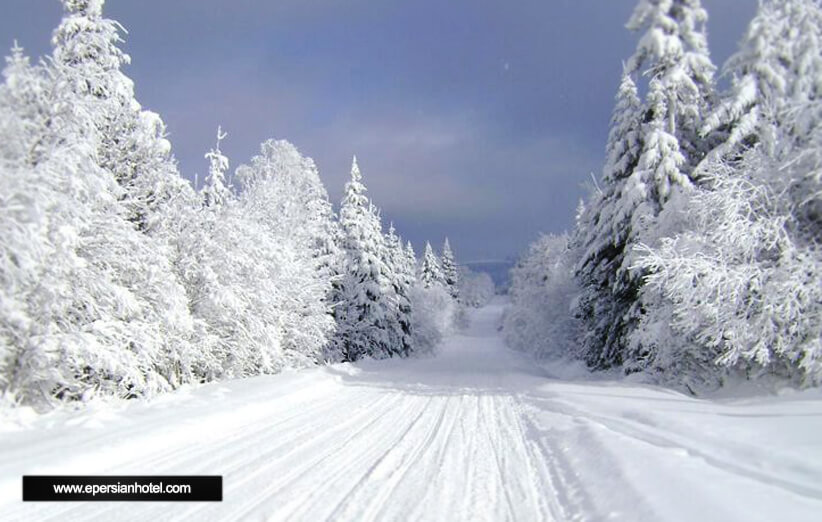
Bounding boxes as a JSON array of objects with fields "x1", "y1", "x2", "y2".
[{"x1": 1, "y1": 0, "x2": 821, "y2": 416}]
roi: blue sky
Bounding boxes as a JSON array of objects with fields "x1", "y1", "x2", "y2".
[{"x1": 1, "y1": 0, "x2": 757, "y2": 261}]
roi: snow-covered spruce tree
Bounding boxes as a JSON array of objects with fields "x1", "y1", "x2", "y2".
[
  {"x1": 0, "y1": 43, "x2": 196, "y2": 407},
  {"x1": 575, "y1": 0, "x2": 717, "y2": 370},
  {"x1": 419, "y1": 241, "x2": 445, "y2": 289},
  {"x1": 504, "y1": 235, "x2": 582, "y2": 360},
  {"x1": 201, "y1": 127, "x2": 233, "y2": 209},
  {"x1": 441, "y1": 237, "x2": 460, "y2": 300},
  {"x1": 626, "y1": 0, "x2": 717, "y2": 173},
  {"x1": 331, "y1": 157, "x2": 399, "y2": 361},
  {"x1": 404, "y1": 241, "x2": 418, "y2": 286},
  {"x1": 701, "y1": 0, "x2": 822, "y2": 233},
  {"x1": 234, "y1": 140, "x2": 336, "y2": 366},
  {"x1": 409, "y1": 239, "x2": 462, "y2": 350},
  {"x1": 51, "y1": 0, "x2": 197, "y2": 239},
  {"x1": 50, "y1": 0, "x2": 202, "y2": 382},
  {"x1": 383, "y1": 224, "x2": 414, "y2": 356}
]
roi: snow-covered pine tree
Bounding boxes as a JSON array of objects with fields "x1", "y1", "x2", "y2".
[
  {"x1": 628, "y1": 1, "x2": 822, "y2": 389},
  {"x1": 202, "y1": 127, "x2": 232, "y2": 209},
  {"x1": 332, "y1": 157, "x2": 397, "y2": 361},
  {"x1": 404, "y1": 241, "x2": 418, "y2": 285},
  {"x1": 626, "y1": 0, "x2": 717, "y2": 174},
  {"x1": 50, "y1": 0, "x2": 197, "y2": 239},
  {"x1": 700, "y1": 0, "x2": 822, "y2": 232},
  {"x1": 384, "y1": 224, "x2": 414, "y2": 356},
  {"x1": 419, "y1": 241, "x2": 445, "y2": 289},
  {"x1": 441, "y1": 237, "x2": 460, "y2": 300},
  {"x1": 574, "y1": 71, "x2": 646, "y2": 368},
  {"x1": 408, "y1": 239, "x2": 458, "y2": 352}
]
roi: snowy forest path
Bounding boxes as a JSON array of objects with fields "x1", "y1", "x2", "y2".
[{"x1": 3, "y1": 298, "x2": 822, "y2": 521}]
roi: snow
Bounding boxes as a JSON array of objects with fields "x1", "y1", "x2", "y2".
[{"x1": 2, "y1": 298, "x2": 822, "y2": 521}]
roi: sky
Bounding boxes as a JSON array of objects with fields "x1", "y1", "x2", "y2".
[{"x1": 0, "y1": 0, "x2": 757, "y2": 261}]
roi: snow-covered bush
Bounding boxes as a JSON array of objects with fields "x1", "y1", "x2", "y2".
[
  {"x1": 409, "y1": 284, "x2": 458, "y2": 354},
  {"x1": 458, "y1": 268, "x2": 495, "y2": 308},
  {"x1": 504, "y1": 234, "x2": 582, "y2": 360}
]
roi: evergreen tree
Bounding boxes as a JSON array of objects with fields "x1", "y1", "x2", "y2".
[
  {"x1": 202, "y1": 127, "x2": 232, "y2": 210},
  {"x1": 419, "y1": 241, "x2": 445, "y2": 289},
  {"x1": 575, "y1": 72, "x2": 645, "y2": 368},
  {"x1": 333, "y1": 157, "x2": 397, "y2": 361},
  {"x1": 628, "y1": 0, "x2": 822, "y2": 388},
  {"x1": 384, "y1": 224, "x2": 414, "y2": 356},
  {"x1": 626, "y1": 0, "x2": 717, "y2": 173},
  {"x1": 51, "y1": 0, "x2": 197, "y2": 238},
  {"x1": 702, "y1": 0, "x2": 822, "y2": 159},
  {"x1": 441, "y1": 237, "x2": 460, "y2": 300},
  {"x1": 404, "y1": 241, "x2": 418, "y2": 286}
]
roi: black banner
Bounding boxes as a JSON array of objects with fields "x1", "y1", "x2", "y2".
[{"x1": 22, "y1": 475, "x2": 222, "y2": 502}]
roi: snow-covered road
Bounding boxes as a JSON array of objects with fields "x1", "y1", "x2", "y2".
[{"x1": 2, "y1": 298, "x2": 822, "y2": 521}]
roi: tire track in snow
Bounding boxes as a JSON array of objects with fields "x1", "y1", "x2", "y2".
[
  {"x1": 517, "y1": 399, "x2": 658, "y2": 521},
  {"x1": 495, "y1": 395, "x2": 557, "y2": 519},
  {"x1": 189, "y1": 390, "x2": 411, "y2": 521},
  {"x1": 401, "y1": 394, "x2": 466, "y2": 522},
  {"x1": 9, "y1": 387, "x2": 386, "y2": 522},
  {"x1": 481, "y1": 395, "x2": 519, "y2": 521},
  {"x1": 317, "y1": 395, "x2": 447, "y2": 521},
  {"x1": 219, "y1": 391, "x2": 426, "y2": 521},
  {"x1": 517, "y1": 411, "x2": 593, "y2": 521}
]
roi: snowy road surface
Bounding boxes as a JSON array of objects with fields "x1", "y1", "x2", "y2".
[{"x1": 2, "y1": 297, "x2": 822, "y2": 521}]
